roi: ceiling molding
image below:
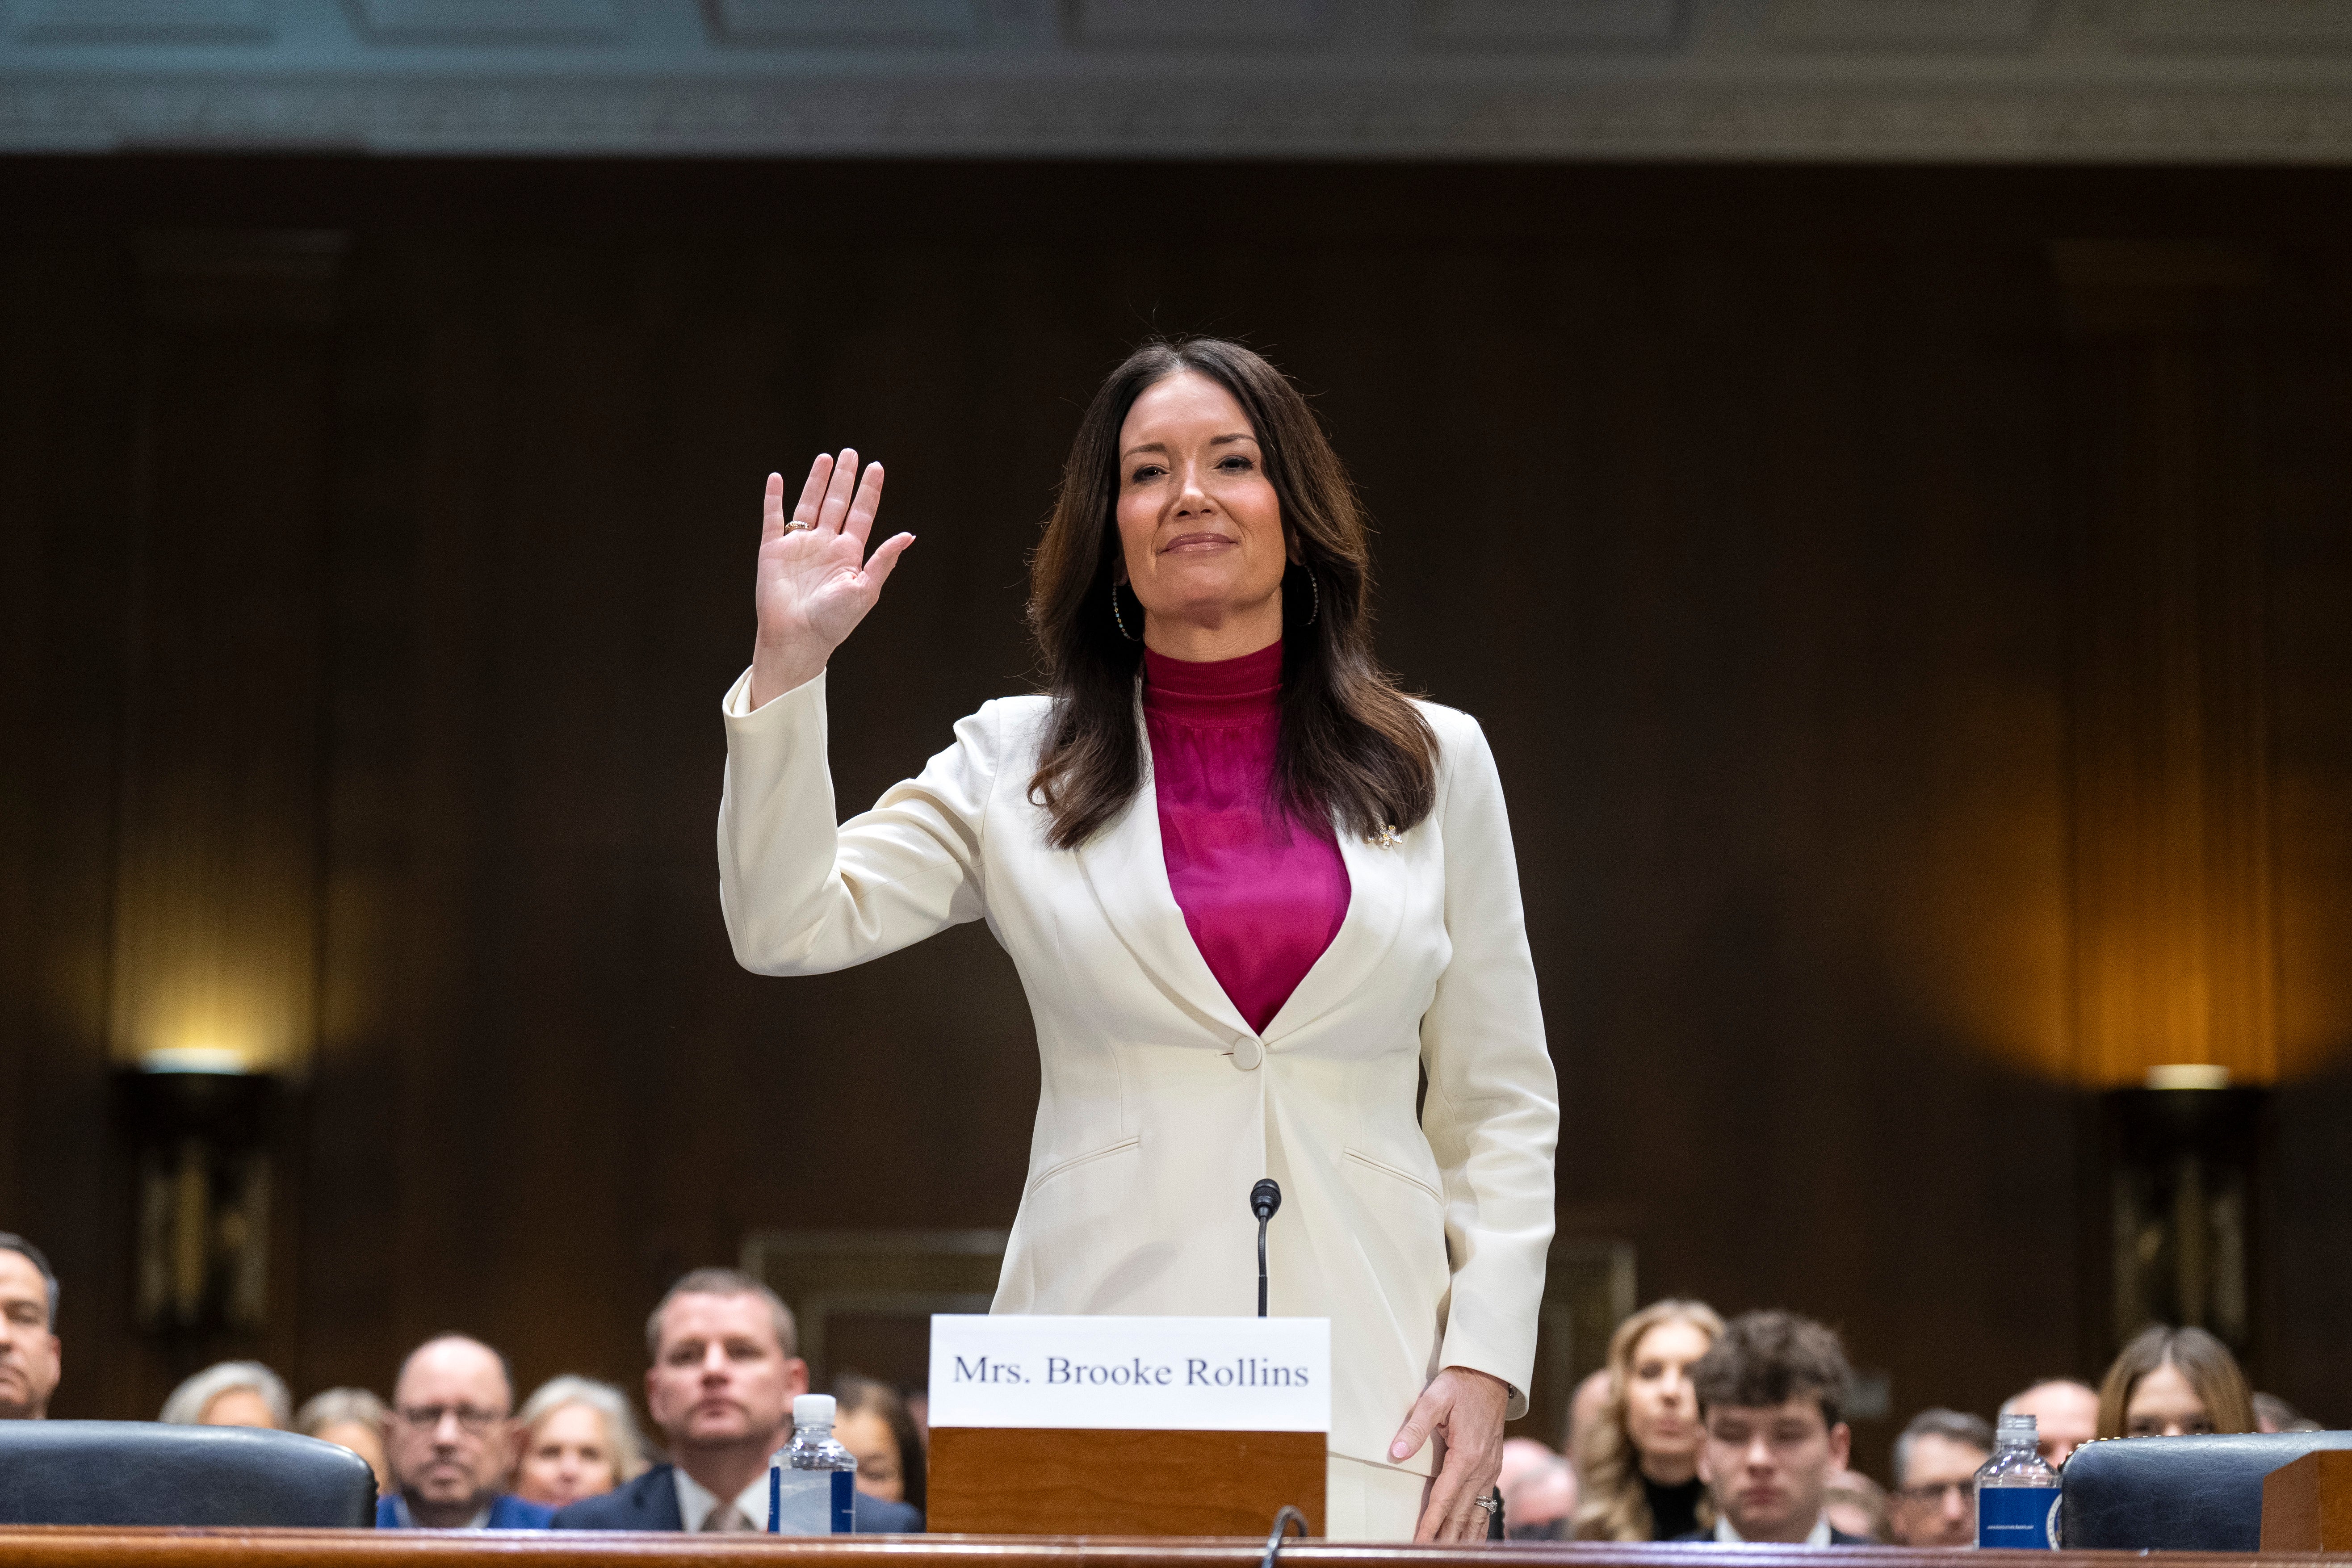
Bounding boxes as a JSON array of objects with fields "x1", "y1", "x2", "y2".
[
  {"x1": 710, "y1": 0, "x2": 986, "y2": 46},
  {"x1": 4, "y1": 0, "x2": 2352, "y2": 160},
  {"x1": 348, "y1": 0, "x2": 627, "y2": 42},
  {"x1": 5, "y1": 0, "x2": 269, "y2": 42}
]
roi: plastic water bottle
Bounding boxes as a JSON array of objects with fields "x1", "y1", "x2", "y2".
[
  {"x1": 768, "y1": 1393, "x2": 857, "y2": 1534},
  {"x1": 1975, "y1": 1412, "x2": 2062, "y2": 1549}
]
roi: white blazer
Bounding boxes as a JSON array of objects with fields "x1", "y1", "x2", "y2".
[{"x1": 717, "y1": 668, "x2": 1558, "y2": 1475}]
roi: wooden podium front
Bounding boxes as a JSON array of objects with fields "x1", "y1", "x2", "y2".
[{"x1": 928, "y1": 1428, "x2": 1325, "y2": 1537}]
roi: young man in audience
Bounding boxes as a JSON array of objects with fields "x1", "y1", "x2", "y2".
[
  {"x1": 1681, "y1": 1310, "x2": 1868, "y2": 1545},
  {"x1": 1887, "y1": 1409, "x2": 1992, "y2": 1546},
  {"x1": 552, "y1": 1268, "x2": 922, "y2": 1533},
  {"x1": 0, "y1": 1234, "x2": 61, "y2": 1421},
  {"x1": 380, "y1": 1334, "x2": 553, "y2": 1528},
  {"x1": 2002, "y1": 1379, "x2": 2100, "y2": 1467}
]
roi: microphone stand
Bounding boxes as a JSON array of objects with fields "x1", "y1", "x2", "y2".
[{"x1": 1250, "y1": 1178, "x2": 1281, "y2": 1318}]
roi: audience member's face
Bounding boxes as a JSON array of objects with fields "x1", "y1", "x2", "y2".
[
  {"x1": 1888, "y1": 1432, "x2": 1990, "y2": 1547},
  {"x1": 1822, "y1": 1478, "x2": 1882, "y2": 1544},
  {"x1": 1624, "y1": 1320, "x2": 1712, "y2": 1472},
  {"x1": 646, "y1": 1291, "x2": 808, "y2": 1450},
  {"x1": 201, "y1": 1387, "x2": 280, "y2": 1429},
  {"x1": 515, "y1": 1401, "x2": 619, "y2": 1507},
  {"x1": 316, "y1": 1419, "x2": 391, "y2": 1493},
  {"x1": 1507, "y1": 1455, "x2": 1578, "y2": 1532},
  {"x1": 1696, "y1": 1394, "x2": 1850, "y2": 1543},
  {"x1": 2125, "y1": 1360, "x2": 2213, "y2": 1437},
  {"x1": 0, "y1": 1251, "x2": 60, "y2": 1421},
  {"x1": 835, "y1": 1408, "x2": 903, "y2": 1504},
  {"x1": 388, "y1": 1339, "x2": 518, "y2": 1515},
  {"x1": 2010, "y1": 1381, "x2": 2100, "y2": 1467}
]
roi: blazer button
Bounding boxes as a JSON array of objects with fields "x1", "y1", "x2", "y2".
[{"x1": 1232, "y1": 1037, "x2": 1265, "y2": 1071}]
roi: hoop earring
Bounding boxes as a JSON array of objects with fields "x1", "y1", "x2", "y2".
[
  {"x1": 1110, "y1": 579, "x2": 1141, "y2": 642},
  {"x1": 1291, "y1": 563, "x2": 1319, "y2": 628}
]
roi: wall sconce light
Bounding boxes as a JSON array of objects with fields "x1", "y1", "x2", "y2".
[
  {"x1": 2100, "y1": 1065, "x2": 2262, "y2": 1358},
  {"x1": 121, "y1": 1050, "x2": 281, "y2": 1335}
]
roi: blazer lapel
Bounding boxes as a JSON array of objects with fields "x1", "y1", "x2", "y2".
[
  {"x1": 1073, "y1": 744, "x2": 1258, "y2": 1041},
  {"x1": 1259, "y1": 817, "x2": 1409, "y2": 1043},
  {"x1": 646, "y1": 1466, "x2": 684, "y2": 1529}
]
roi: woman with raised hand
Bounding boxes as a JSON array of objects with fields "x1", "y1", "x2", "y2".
[{"x1": 717, "y1": 338, "x2": 1557, "y2": 1542}]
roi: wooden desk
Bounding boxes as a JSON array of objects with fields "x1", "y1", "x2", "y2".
[{"x1": 1, "y1": 1531, "x2": 2347, "y2": 1568}]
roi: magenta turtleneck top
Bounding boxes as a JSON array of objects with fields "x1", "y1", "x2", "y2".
[{"x1": 1141, "y1": 639, "x2": 1352, "y2": 1036}]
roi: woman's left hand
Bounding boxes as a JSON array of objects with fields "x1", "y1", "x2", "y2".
[{"x1": 1389, "y1": 1364, "x2": 1510, "y2": 1543}]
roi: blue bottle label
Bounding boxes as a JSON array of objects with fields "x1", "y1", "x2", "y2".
[
  {"x1": 768, "y1": 1465, "x2": 779, "y2": 1532},
  {"x1": 831, "y1": 1468, "x2": 855, "y2": 1534},
  {"x1": 1977, "y1": 1485, "x2": 2059, "y2": 1549}
]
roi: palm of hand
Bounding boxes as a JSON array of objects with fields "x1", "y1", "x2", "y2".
[
  {"x1": 748, "y1": 449, "x2": 915, "y2": 705},
  {"x1": 759, "y1": 526, "x2": 883, "y2": 650}
]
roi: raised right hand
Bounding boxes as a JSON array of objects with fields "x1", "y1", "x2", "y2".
[{"x1": 749, "y1": 449, "x2": 915, "y2": 708}]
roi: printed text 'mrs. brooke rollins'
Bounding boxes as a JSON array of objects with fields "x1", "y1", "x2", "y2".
[{"x1": 952, "y1": 1355, "x2": 1313, "y2": 1388}]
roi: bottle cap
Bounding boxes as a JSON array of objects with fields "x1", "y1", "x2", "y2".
[
  {"x1": 792, "y1": 1394, "x2": 836, "y2": 1427},
  {"x1": 1997, "y1": 1413, "x2": 2038, "y2": 1439}
]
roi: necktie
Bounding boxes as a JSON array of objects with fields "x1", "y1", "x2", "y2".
[{"x1": 702, "y1": 1503, "x2": 756, "y2": 1533}]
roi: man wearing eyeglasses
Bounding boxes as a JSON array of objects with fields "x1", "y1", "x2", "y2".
[
  {"x1": 378, "y1": 1335, "x2": 554, "y2": 1529},
  {"x1": 1886, "y1": 1408, "x2": 1992, "y2": 1547}
]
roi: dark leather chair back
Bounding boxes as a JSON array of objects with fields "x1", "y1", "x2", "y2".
[
  {"x1": 2061, "y1": 1429, "x2": 2352, "y2": 1550},
  {"x1": 0, "y1": 1421, "x2": 378, "y2": 1527}
]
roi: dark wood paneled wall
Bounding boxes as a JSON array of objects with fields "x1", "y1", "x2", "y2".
[{"x1": 4, "y1": 160, "x2": 2350, "y2": 1474}]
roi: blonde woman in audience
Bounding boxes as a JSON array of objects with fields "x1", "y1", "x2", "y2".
[
  {"x1": 1573, "y1": 1299, "x2": 1726, "y2": 1541},
  {"x1": 513, "y1": 1375, "x2": 649, "y2": 1508},
  {"x1": 296, "y1": 1387, "x2": 393, "y2": 1494},
  {"x1": 2097, "y1": 1324, "x2": 2256, "y2": 1438},
  {"x1": 158, "y1": 1360, "x2": 290, "y2": 1429}
]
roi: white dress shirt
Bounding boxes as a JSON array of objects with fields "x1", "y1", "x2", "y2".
[{"x1": 674, "y1": 1466, "x2": 768, "y2": 1532}]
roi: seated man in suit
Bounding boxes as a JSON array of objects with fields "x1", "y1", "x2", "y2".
[
  {"x1": 1677, "y1": 1310, "x2": 1869, "y2": 1545},
  {"x1": 380, "y1": 1334, "x2": 554, "y2": 1528},
  {"x1": 553, "y1": 1268, "x2": 921, "y2": 1533},
  {"x1": 0, "y1": 1234, "x2": 62, "y2": 1421}
]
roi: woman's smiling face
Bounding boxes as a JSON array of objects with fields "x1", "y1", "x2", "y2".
[{"x1": 1113, "y1": 369, "x2": 1290, "y2": 649}]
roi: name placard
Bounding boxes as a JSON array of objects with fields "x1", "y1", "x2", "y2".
[{"x1": 928, "y1": 1314, "x2": 1330, "y2": 1433}]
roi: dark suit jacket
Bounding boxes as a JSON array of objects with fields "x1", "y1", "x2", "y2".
[
  {"x1": 550, "y1": 1463, "x2": 922, "y2": 1534},
  {"x1": 377, "y1": 1493, "x2": 554, "y2": 1529},
  {"x1": 1668, "y1": 1524, "x2": 1872, "y2": 1545}
]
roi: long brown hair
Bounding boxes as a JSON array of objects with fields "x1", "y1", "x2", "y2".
[
  {"x1": 2096, "y1": 1325, "x2": 2255, "y2": 1438},
  {"x1": 1026, "y1": 337, "x2": 1437, "y2": 849},
  {"x1": 1573, "y1": 1299, "x2": 1726, "y2": 1542}
]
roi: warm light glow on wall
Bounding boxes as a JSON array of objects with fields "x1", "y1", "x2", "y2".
[{"x1": 105, "y1": 840, "x2": 320, "y2": 1079}]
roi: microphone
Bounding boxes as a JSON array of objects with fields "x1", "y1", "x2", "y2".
[{"x1": 1251, "y1": 1179, "x2": 1282, "y2": 1317}]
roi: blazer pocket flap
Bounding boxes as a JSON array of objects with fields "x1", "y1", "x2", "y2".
[
  {"x1": 1027, "y1": 1134, "x2": 1141, "y2": 1194},
  {"x1": 1343, "y1": 1147, "x2": 1445, "y2": 1206}
]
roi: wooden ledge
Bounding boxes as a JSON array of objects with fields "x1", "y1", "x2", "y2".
[{"x1": 0, "y1": 1532, "x2": 2347, "y2": 1568}]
